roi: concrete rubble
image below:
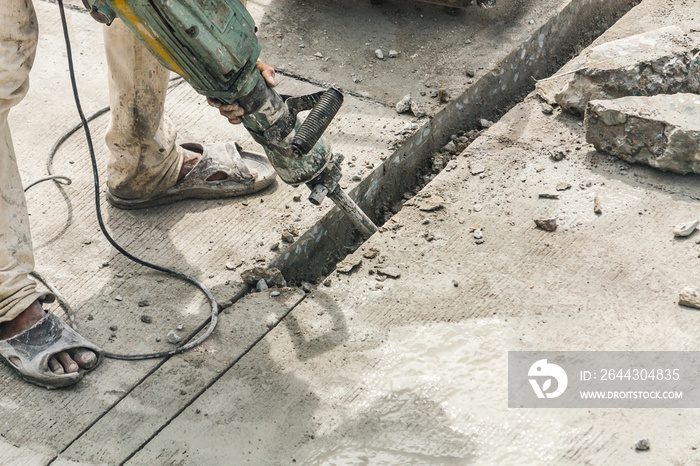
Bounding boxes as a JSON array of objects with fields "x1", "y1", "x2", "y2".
[
  {"x1": 593, "y1": 195, "x2": 602, "y2": 215},
  {"x1": 395, "y1": 94, "x2": 412, "y2": 114},
  {"x1": 674, "y1": 220, "x2": 699, "y2": 237},
  {"x1": 256, "y1": 279, "x2": 269, "y2": 292},
  {"x1": 679, "y1": 287, "x2": 700, "y2": 309},
  {"x1": 635, "y1": 438, "x2": 651, "y2": 451},
  {"x1": 336, "y1": 256, "x2": 363, "y2": 274},
  {"x1": 240, "y1": 267, "x2": 287, "y2": 288},
  {"x1": 585, "y1": 93, "x2": 700, "y2": 174},
  {"x1": 555, "y1": 26, "x2": 700, "y2": 116},
  {"x1": 534, "y1": 218, "x2": 557, "y2": 231},
  {"x1": 396, "y1": 93, "x2": 426, "y2": 117},
  {"x1": 166, "y1": 331, "x2": 182, "y2": 345}
]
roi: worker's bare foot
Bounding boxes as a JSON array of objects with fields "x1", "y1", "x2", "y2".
[{"x1": 0, "y1": 301, "x2": 97, "y2": 374}]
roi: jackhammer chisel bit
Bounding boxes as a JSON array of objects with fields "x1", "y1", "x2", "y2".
[{"x1": 83, "y1": 0, "x2": 378, "y2": 237}]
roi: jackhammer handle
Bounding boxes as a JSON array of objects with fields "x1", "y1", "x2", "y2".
[{"x1": 292, "y1": 88, "x2": 344, "y2": 156}]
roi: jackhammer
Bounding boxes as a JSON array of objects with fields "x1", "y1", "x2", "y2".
[{"x1": 82, "y1": 0, "x2": 378, "y2": 237}]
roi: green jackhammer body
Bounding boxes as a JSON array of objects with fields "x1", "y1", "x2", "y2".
[{"x1": 82, "y1": 0, "x2": 378, "y2": 237}]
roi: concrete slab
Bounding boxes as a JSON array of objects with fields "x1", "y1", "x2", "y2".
[
  {"x1": 585, "y1": 93, "x2": 700, "y2": 174},
  {"x1": 554, "y1": 26, "x2": 700, "y2": 115},
  {"x1": 56, "y1": 289, "x2": 305, "y2": 465},
  {"x1": 537, "y1": 0, "x2": 700, "y2": 104},
  {"x1": 3, "y1": 1, "x2": 405, "y2": 461},
  {"x1": 127, "y1": 1, "x2": 700, "y2": 464}
]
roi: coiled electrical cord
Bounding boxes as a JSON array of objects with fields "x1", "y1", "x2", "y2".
[{"x1": 28, "y1": 0, "x2": 221, "y2": 360}]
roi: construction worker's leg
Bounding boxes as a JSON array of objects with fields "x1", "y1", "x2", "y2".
[
  {"x1": 103, "y1": 19, "x2": 182, "y2": 200},
  {"x1": 0, "y1": 0, "x2": 50, "y2": 323}
]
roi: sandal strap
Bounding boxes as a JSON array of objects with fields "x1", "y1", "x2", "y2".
[
  {"x1": 180, "y1": 142, "x2": 255, "y2": 187},
  {"x1": 0, "y1": 312, "x2": 102, "y2": 388}
]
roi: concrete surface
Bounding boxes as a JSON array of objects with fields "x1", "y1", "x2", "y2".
[
  {"x1": 4, "y1": 1, "x2": 406, "y2": 463},
  {"x1": 4, "y1": 0, "x2": 700, "y2": 465},
  {"x1": 271, "y1": 0, "x2": 632, "y2": 284},
  {"x1": 126, "y1": 1, "x2": 700, "y2": 465},
  {"x1": 256, "y1": 0, "x2": 568, "y2": 107}
]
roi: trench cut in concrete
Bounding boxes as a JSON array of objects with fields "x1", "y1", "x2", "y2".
[{"x1": 272, "y1": 0, "x2": 635, "y2": 284}]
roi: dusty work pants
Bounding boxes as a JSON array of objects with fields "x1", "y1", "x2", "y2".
[
  {"x1": 0, "y1": 0, "x2": 52, "y2": 323},
  {"x1": 0, "y1": 3, "x2": 181, "y2": 321},
  {"x1": 103, "y1": 0, "x2": 248, "y2": 199},
  {"x1": 103, "y1": 20, "x2": 183, "y2": 200}
]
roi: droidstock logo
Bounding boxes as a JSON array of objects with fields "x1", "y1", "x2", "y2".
[{"x1": 528, "y1": 359, "x2": 568, "y2": 399}]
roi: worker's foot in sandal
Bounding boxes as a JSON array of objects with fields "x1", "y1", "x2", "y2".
[
  {"x1": 0, "y1": 301, "x2": 98, "y2": 376},
  {"x1": 106, "y1": 141, "x2": 276, "y2": 210}
]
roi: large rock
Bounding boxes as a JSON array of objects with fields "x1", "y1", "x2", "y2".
[
  {"x1": 555, "y1": 27, "x2": 700, "y2": 116},
  {"x1": 585, "y1": 93, "x2": 700, "y2": 174}
]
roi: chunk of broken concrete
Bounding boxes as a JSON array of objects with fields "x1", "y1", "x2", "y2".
[
  {"x1": 585, "y1": 93, "x2": 700, "y2": 174},
  {"x1": 438, "y1": 89, "x2": 450, "y2": 103},
  {"x1": 479, "y1": 119, "x2": 494, "y2": 129},
  {"x1": 534, "y1": 218, "x2": 557, "y2": 231},
  {"x1": 410, "y1": 99, "x2": 426, "y2": 118},
  {"x1": 443, "y1": 141, "x2": 458, "y2": 154},
  {"x1": 396, "y1": 94, "x2": 412, "y2": 114},
  {"x1": 674, "y1": 220, "x2": 699, "y2": 237},
  {"x1": 555, "y1": 27, "x2": 700, "y2": 116},
  {"x1": 167, "y1": 331, "x2": 182, "y2": 345},
  {"x1": 593, "y1": 196, "x2": 602, "y2": 215},
  {"x1": 337, "y1": 257, "x2": 362, "y2": 274},
  {"x1": 240, "y1": 267, "x2": 287, "y2": 287},
  {"x1": 418, "y1": 195, "x2": 445, "y2": 212},
  {"x1": 635, "y1": 439, "x2": 650, "y2": 452},
  {"x1": 679, "y1": 286, "x2": 700, "y2": 309},
  {"x1": 281, "y1": 231, "x2": 295, "y2": 243},
  {"x1": 377, "y1": 267, "x2": 401, "y2": 279}
]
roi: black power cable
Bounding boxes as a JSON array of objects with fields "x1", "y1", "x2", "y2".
[{"x1": 53, "y1": 0, "x2": 219, "y2": 360}]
